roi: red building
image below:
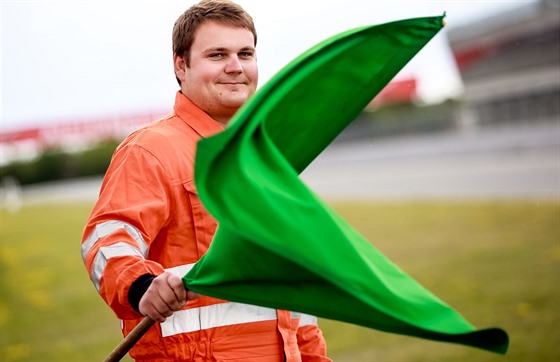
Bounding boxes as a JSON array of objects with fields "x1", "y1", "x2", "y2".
[{"x1": 0, "y1": 111, "x2": 166, "y2": 165}]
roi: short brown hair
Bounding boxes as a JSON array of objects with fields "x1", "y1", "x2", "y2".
[{"x1": 172, "y1": 0, "x2": 257, "y2": 74}]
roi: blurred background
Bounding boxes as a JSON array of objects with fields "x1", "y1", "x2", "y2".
[
  {"x1": 1, "y1": 0, "x2": 559, "y2": 199},
  {"x1": 1, "y1": 0, "x2": 559, "y2": 361}
]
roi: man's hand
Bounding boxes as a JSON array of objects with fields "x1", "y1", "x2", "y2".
[{"x1": 138, "y1": 272, "x2": 198, "y2": 322}]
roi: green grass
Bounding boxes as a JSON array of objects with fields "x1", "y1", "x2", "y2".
[{"x1": 1, "y1": 200, "x2": 558, "y2": 361}]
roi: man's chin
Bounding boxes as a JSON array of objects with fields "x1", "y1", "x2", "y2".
[{"x1": 222, "y1": 94, "x2": 252, "y2": 109}]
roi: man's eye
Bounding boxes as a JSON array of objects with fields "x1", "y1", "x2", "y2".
[
  {"x1": 209, "y1": 53, "x2": 223, "y2": 58},
  {"x1": 239, "y1": 52, "x2": 254, "y2": 58}
]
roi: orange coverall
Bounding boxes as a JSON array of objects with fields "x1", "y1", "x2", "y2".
[{"x1": 81, "y1": 91, "x2": 330, "y2": 361}]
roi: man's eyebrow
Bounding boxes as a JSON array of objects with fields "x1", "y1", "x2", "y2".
[
  {"x1": 203, "y1": 46, "x2": 255, "y2": 53},
  {"x1": 239, "y1": 46, "x2": 256, "y2": 52}
]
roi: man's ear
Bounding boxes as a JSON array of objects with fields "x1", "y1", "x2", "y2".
[{"x1": 173, "y1": 54, "x2": 187, "y2": 83}]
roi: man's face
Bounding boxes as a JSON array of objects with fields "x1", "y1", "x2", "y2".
[{"x1": 175, "y1": 20, "x2": 258, "y2": 124}]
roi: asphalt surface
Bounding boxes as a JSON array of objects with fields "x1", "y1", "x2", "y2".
[
  {"x1": 301, "y1": 121, "x2": 559, "y2": 200},
  {"x1": 14, "y1": 121, "x2": 560, "y2": 205}
]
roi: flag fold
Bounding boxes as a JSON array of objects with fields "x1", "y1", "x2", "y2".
[{"x1": 183, "y1": 15, "x2": 509, "y2": 354}]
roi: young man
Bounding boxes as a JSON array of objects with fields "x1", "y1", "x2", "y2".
[{"x1": 81, "y1": 1, "x2": 330, "y2": 360}]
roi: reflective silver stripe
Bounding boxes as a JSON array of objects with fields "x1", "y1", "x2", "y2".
[
  {"x1": 291, "y1": 311, "x2": 302, "y2": 319},
  {"x1": 92, "y1": 242, "x2": 144, "y2": 291},
  {"x1": 160, "y1": 302, "x2": 278, "y2": 337},
  {"x1": 165, "y1": 263, "x2": 196, "y2": 278},
  {"x1": 81, "y1": 220, "x2": 148, "y2": 261},
  {"x1": 299, "y1": 313, "x2": 318, "y2": 327},
  {"x1": 161, "y1": 263, "x2": 278, "y2": 336},
  {"x1": 83, "y1": 221, "x2": 149, "y2": 292}
]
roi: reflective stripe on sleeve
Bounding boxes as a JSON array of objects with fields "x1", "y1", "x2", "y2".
[
  {"x1": 81, "y1": 220, "x2": 148, "y2": 261},
  {"x1": 160, "y1": 302, "x2": 278, "y2": 337},
  {"x1": 92, "y1": 242, "x2": 144, "y2": 291}
]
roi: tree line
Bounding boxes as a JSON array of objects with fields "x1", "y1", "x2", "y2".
[{"x1": 0, "y1": 139, "x2": 119, "y2": 186}]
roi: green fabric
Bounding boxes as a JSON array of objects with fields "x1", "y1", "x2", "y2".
[{"x1": 183, "y1": 15, "x2": 509, "y2": 354}]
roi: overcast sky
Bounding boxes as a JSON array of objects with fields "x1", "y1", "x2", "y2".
[{"x1": 1, "y1": 0, "x2": 536, "y2": 131}]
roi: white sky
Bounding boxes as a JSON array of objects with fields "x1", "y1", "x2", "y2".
[{"x1": 1, "y1": 0, "x2": 536, "y2": 132}]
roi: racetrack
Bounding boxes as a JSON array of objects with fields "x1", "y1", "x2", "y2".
[{"x1": 302, "y1": 121, "x2": 559, "y2": 200}]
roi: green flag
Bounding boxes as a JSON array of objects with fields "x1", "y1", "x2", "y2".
[{"x1": 184, "y1": 15, "x2": 509, "y2": 354}]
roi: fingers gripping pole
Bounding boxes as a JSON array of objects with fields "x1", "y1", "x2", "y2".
[{"x1": 104, "y1": 317, "x2": 156, "y2": 362}]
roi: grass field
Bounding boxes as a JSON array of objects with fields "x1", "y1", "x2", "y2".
[{"x1": 1, "y1": 200, "x2": 558, "y2": 361}]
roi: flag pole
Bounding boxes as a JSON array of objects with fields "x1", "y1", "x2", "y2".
[{"x1": 104, "y1": 316, "x2": 155, "y2": 362}]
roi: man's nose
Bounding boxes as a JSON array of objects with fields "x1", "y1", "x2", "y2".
[{"x1": 225, "y1": 56, "x2": 243, "y2": 73}]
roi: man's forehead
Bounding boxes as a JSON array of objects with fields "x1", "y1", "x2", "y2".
[{"x1": 193, "y1": 20, "x2": 255, "y2": 48}]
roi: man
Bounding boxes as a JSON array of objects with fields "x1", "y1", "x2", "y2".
[{"x1": 81, "y1": 1, "x2": 331, "y2": 360}]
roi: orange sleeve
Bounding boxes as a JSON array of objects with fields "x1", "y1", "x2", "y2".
[{"x1": 81, "y1": 141, "x2": 170, "y2": 319}]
